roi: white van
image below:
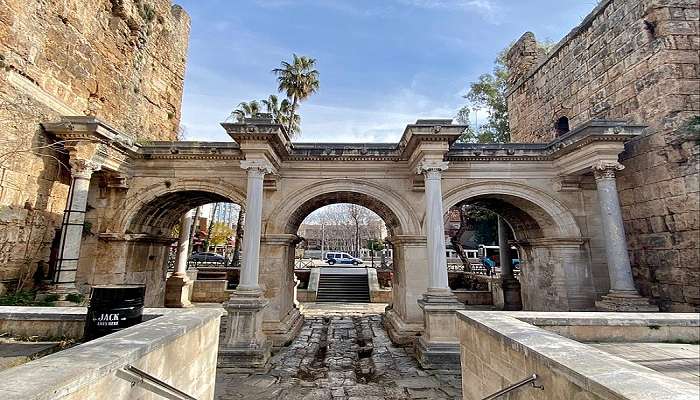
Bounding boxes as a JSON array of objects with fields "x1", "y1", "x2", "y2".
[{"x1": 324, "y1": 251, "x2": 363, "y2": 265}]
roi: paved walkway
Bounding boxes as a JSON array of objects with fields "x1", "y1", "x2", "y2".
[{"x1": 215, "y1": 310, "x2": 462, "y2": 399}]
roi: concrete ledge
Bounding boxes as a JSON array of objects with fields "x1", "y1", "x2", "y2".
[
  {"x1": 0, "y1": 306, "x2": 223, "y2": 400},
  {"x1": 192, "y1": 279, "x2": 231, "y2": 303},
  {"x1": 457, "y1": 311, "x2": 700, "y2": 400},
  {"x1": 368, "y1": 268, "x2": 393, "y2": 303}
]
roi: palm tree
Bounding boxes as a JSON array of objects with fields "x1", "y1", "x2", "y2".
[
  {"x1": 229, "y1": 100, "x2": 261, "y2": 122},
  {"x1": 262, "y1": 95, "x2": 301, "y2": 135},
  {"x1": 272, "y1": 54, "x2": 319, "y2": 137}
]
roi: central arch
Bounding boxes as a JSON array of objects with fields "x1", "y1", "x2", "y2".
[
  {"x1": 260, "y1": 179, "x2": 424, "y2": 345},
  {"x1": 265, "y1": 178, "x2": 422, "y2": 236}
]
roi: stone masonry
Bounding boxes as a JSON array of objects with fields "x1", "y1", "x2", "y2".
[
  {"x1": 505, "y1": 0, "x2": 699, "y2": 311},
  {"x1": 0, "y1": 0, "x2": 190, "y2": 289},
  {"x1": 215, "y1": 314, "x2": 462, "y2": 400}
]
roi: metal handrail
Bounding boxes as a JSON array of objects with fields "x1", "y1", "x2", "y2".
[
  {"x1": 482, "y1": 374, "x2": 544, "y2": 400},
  {"x1": 116, "y1": 364, "x2": 197, "y2": 400}
]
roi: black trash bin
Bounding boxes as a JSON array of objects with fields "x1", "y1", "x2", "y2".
[{"x1": 83, "y1": 284, "x2": 146, "y2": 341}]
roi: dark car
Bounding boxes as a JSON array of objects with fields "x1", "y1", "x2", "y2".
[{"x1": 189, "y1": 252, "x2": 225, "y2": 263}]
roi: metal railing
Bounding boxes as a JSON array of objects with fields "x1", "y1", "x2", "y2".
[
  {"x1": 116, "y1": 365, "x2": 197, "y2": 400},
  {"x1": 482, "y1": 374, "x2": 543, "y2": 399}
]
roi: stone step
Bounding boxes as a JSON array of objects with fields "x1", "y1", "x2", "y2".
[{"x1": 317, "y1": 273, "x2": 370, "y2": 303}]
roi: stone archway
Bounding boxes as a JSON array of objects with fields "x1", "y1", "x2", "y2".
[
  {"x1": 259, "y1": 179, "x2": 425, "y2": 346},
  {"x1": 79, "y1": 182, "x2": 246, "y2": 307},
  {"x1": 265, "y1": 178, "x2": 422, "y2": 236},
  {"x1": 112, "y1": 179, "x2": 247, "y2": 235},
  {"x1": 442, "y1": 181, "x2": 594, "y2": 311}
]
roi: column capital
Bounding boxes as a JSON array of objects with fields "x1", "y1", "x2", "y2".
[
  {"x1": 416, "y1": 160, "x2": 449, "y2": 177},
  {"x1": 69, "y1": 158, "x2": 102, "y2": 179},
  {"x1": 592, "y1": 160, "x2": 624, "y2": 180},
  {"x1": 240, "y1": 159, "x2": 276, "y2": 177}
]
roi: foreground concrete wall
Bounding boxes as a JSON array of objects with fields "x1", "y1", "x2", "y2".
[
  {"x1": 0, "y1": 307, "x2": 221, "y2": 400},
  {"x1": 457, "y1": 311, "x2": 700, "y2": 400},
  {"x1": 506, "y1": 0, "x2": 700, "y2": 311}
]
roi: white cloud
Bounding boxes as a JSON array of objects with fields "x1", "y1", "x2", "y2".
[
  {"x1": 396, "y1": 0, "x2": 502, "y2": 23},
  {"x1": 180, "y1": 85, "x2": 461, "y2": 143}
]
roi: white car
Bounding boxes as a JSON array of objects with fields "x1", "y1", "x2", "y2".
[{"x1": 324, "y1": 252, "x2": 363, "y2": 265}]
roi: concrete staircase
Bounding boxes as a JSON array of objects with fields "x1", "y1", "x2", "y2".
[{"x1": 316, "y1": 273, "x2": 370, "y2": 303}]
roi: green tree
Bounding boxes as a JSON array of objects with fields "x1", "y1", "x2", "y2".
[
  {"x1": 272, "y1": 54, "x2": 320, "y2": 137},
  {"x1": 229, "y1": 100, "x2": 262, "y2": 122},
  {"x1": 457, "y1": 49, "x2": 510, "y2": 143},
  {"x1": 262, "y1": 94, "x2": 300, "y2": 135}
]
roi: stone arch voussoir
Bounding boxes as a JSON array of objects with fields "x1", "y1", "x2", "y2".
[
  {"x1": 265, "y1": 178, "x2": 421, "y2": 236},
  {"x1": 442, "y1": 181, "x2": 582, "y2": 240},
  {"x1": 111, "y1": 178, "x2": 247, "y2": 234}
]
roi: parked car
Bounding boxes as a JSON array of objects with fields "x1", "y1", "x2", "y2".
[
  {"x1": 189, "y1": 252, "x2": 225, "y2": 263},
  {"x1": 325, "y1": 252, "x2": 363, "y2": 265}
]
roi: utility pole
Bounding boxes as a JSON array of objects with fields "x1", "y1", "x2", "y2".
[{"x1": 321, "y1": 221, "x2": 325, "y2": 258}]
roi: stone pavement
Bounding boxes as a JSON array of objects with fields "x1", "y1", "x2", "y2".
[{"x1": 215, "y1": 312, "x2": 462, "y2": 399}]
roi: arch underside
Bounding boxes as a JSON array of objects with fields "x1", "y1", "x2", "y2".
[
  {"x1": 128, "y1": 190, "x2": 236, "y2": 236},
  {"x1": 285, "y1": 191, "x2": 400, "y2": 235},
  {"x1": 460, "y1": 195, "x2": 548, "y2": 240}
]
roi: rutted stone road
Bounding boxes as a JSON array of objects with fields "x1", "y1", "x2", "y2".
[{"x1": 215, "y1": 314, "x2": 462, "y2": 400}]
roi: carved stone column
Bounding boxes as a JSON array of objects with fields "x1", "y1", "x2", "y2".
[
  {"x1": 165, "y1": 212, "x2": 193, "y2": 307},
  {"x1": 54, "y1": 158, "x2": 101, "y2": 293},
  {"x1": 498, "y1": 216, "x2": 522, "y2": 310},
  {"x1": 593, "y1": 161, "x2": 658, "y2": 311},
  {"x1": 219, "y1": 159, "x2": 275, "y2": 367},
  {"x1": 415, "y1": 160, "x2": 465, "y2": 369}
]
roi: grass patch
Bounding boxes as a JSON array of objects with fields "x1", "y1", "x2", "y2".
[{"x1": 0, "y1": 290, "x2": 57, "y2": 306}]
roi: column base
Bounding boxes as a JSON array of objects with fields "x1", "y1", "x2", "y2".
[
  {"x1": 595, "y1": 291, "x2": 659, "y2": 312},
  {"x1": 383, "y1": 307, "x2": 424, "y2": 346},
  {"x1": 416, "y1": 289, "x2": 465, "y2": 370},
  {"x1": 164, "y1": 274, "x2": 192, "y2": 308},
  {"x1": 501, "y1": 276, "x2": 523, "y2": 311},
  {"x1": 263, "y1": 306, "x2": 304, "y2": 347},
  {"x1": 415, "y1": 337, "x2": 461, "y2": 370},
  {"x1": 219, "y1": 290, "x2": 271, "y2": 368}
]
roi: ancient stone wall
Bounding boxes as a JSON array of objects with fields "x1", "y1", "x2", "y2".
[
  {"x1": 0, "y1": 0, "x2": 190, "y2": 289},
  {"x1": 505, "y1": 0, "x2": 699, "y2": 311}
]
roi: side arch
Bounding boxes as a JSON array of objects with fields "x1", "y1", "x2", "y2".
[
  {"x1": 442, "y1": 181, "x2": 582, "y2": 240},
  {"x1": 110, "y1": 178, "x2": 247, "y2": 235},
  {"x1": 265, "y1": 178, "x2": 422, "y2": 236}
]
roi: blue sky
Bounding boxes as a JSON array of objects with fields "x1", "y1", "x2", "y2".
[{"x1": 176, "y1": 0, "x2": 597, "y2": 143}]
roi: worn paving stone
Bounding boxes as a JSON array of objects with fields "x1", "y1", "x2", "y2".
[{"x1": 215, "y1": 313, "x2": 462, "y2": 399}]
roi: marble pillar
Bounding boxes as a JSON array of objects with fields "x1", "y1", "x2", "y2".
[
  {"x1": 593, "y1": 161, "x2": 658, "y2": 312},
  {"x1": 54, "y1": 159, "x2": 101, "y2": 295},
  {"x1": 415, "y1": 160, "x2": 465, "y2": 369},
  {"x1": 165, "y1": 212, "x2": 193, "y2": 307},
  {"x1": 219, "y1": 159, "x2": 274, "y2": 368},
  {"x1": 498, "y1": 217, "x2": 522, "y2": 311}
]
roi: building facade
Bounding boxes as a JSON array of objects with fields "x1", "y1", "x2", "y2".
[
  {"x1": 505, "y1": 0, "x2": 699, "y2": 311},
  {"x1": 0, "y1": 0, "x2": 190, "y2": 292}
]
